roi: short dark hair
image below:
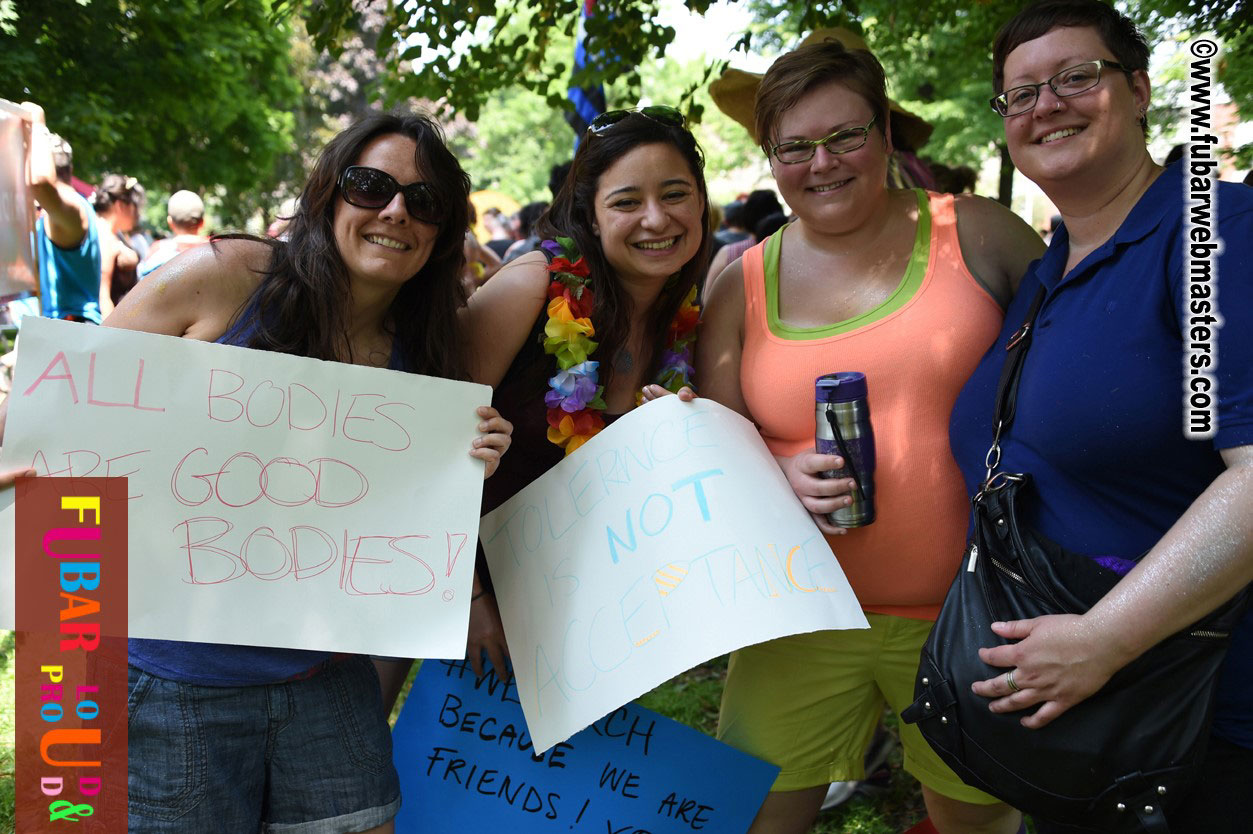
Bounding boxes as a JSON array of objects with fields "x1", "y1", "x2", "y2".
[
  {"x1": 92, "y1": 173, "x2": 142, "y2": 213},
  {"x1": 741, "y1": 190, "x2": 782, "y2": 231},
  {"x1": 755, "y1": 39, "x2": 890, "y2": 157},
  {"x1": 518, "y1": 201, "x2": 548, "y2": 237},
  {"x1": 548, "y1": 160, "x2": 573, "y2": 198},
  {"x1": 538, "y1": 112, "x2": 711, "y2": 388},
  {"x1": 754, "y1": 211, "x2": 789, "y2": 242},
  {"x1": 234, "y1": 110, "x2": 472, "y2": 378},
  {"x1": 992, "y1": 0, "x2": 1149, "y2": 95}
]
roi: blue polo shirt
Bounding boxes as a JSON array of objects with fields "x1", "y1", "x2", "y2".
[{"x1": 950, "y1": 162, "x2": 1253, "y2": 749}]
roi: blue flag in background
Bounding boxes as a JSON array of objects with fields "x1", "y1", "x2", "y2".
[{"x1": 566, "y1": 0, "x2": 606, "y2": 146}]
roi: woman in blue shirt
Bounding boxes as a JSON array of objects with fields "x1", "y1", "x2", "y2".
[{"x1": 950, "y1": 1, "x2": 1253, "y2": 831}]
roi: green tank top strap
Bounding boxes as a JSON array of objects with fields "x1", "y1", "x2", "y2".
[{"x1": 764, "y1": 188, "x2": 931, "y2": 340}]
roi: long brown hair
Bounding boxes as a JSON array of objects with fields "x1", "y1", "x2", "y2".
[
  {"x1": 227, "y1": 111, "x2": 471, "y2": 379},
  {"x1": 537, "y1": 113, "x2": 711, "y2": 388}
]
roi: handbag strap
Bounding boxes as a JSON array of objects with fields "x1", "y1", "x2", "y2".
[{"x1": 983, "y1": 286, "x2": 1047, "y2": 485}]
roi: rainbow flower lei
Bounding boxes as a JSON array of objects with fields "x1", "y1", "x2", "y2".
[{"x1": 541, "y1": 237, "x2": 699, "y2": 456}]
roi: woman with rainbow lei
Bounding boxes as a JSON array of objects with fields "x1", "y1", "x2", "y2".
[{"x1": 460, "y1": 106, "x2": 709, "y2": 677}]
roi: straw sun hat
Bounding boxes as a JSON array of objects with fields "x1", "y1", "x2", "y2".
[{"x1": 709, "y1": 27, "x2": 934, "y2": 151}]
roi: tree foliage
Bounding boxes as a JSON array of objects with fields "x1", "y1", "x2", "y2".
[
  {"x1": 276, "y1": 0, "x2": 726, "y2": 121},
  {"x1": 275, "y1": 0, "x2": 1249, "y2": 122},
  {"x1": 0, "y1": 0, "x2": 303, "y2": 225},
  {"x1": 446, "y1": 84, "x2": 576, "y2": 203},
  {"x1": 622, "y1": 54, "x2": 768, "y2": 201},
  {"x1": 270, "y1": 0, "x2": 1248, "y2": 205},
  {"x1": 272, "y1": 1, "x2": 401, "y2": 213},
  {"x1": 734, "y1": 0, "x2": 1251, "y2": 199},
  {"x1": 436, "y1": 21, "x2": 764, "y2": 206},
  {"x1": 1217, "y1": 26, "x2": 1253, "y2": 168},
  {"x1": 4, "y1": 0, "x2": 1246, "y2": 229}
]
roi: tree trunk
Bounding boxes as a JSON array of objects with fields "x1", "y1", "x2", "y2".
[{"x1": 997, "y1": 143, "x2": 1014, "y2": 207}]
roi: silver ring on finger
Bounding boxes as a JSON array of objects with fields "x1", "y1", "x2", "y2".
[{"x1": 1006, "y1": 669, "x2": 1020, "y2": 693}]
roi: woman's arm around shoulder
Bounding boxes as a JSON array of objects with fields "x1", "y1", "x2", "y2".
[
  {"x1": 104, "y1": 238, "x2": 270, "y2": 340},
  {"x1": 695, "y1": 259, "x2": 750, "y2": 418},
  {"x1": 953, "y1": 194, "x2": 1046, "y2": 309},
  {"x1": 461, "y1": 251, "x2": 551, "y2": 387}
]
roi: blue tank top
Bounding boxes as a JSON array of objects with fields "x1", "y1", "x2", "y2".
[
  {"x1": 129, "y1": 300, "x2": 412, "y2": 685},
  {"x1": 36, "y1": 193, "x2": 102, "y2": 322}
]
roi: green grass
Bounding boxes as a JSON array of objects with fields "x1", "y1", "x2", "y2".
[
  {"x1": 810, "y1": 710, "x2": 928, "y2": 834},
  {"x1": 2, "y1": 630, "x2": 17, "y2": 834},
  {"x1": 638, "y1": 657, "x2": 932, "y2": 834},
  {"x1": 636, "y1": 656, "x2": 727, "y2": 734},
  {"x1": 388, "y1": 659, "x2": 422, "y2": 727},
  {"x1": 635, "y1": 659, "x2": 932, "y2": 832}
]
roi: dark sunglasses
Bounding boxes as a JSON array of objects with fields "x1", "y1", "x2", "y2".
[
  {"x1": 338, "y1": 166, "x2": 441, "y2": 224},
  {"x1": 587, "y1": 105, "x2": 686, "y2": 136}
]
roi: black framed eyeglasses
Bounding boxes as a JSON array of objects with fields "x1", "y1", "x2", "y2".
[
  {"x1": 769, "y1": 116, "x2": 877, "y2": 164},
  {"x1": 991, "y1": 60, "x2": 1131, "y2": 117},
  {"x1": 338, "y1": 165, "x2": 441, "y2": 224},
  {"x1": 587, "y1": 105, "x2": 686, "y2": 136}
]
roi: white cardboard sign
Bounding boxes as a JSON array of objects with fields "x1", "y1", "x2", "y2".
[
  {"x1": 481, "y1": 396, "x2": 868, "y2": 753},
  {"x1": 0, "y1": 317, "x2": 491, "y2": 659}
]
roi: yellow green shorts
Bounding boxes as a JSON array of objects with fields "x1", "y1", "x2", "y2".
[{"x1": 716, "y1": 612, "x2": 998, "y2": 804}]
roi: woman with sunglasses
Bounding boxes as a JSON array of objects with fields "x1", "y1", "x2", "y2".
[
  {"x1": 697, "y1": 38, "x2": 1043, "y2": 834},
  {"x1": 949, "y1": 2, "x2": 1253, "y2": 830},
  {"x1": 458, "y1": 106, "x2": 708, "y2": 679},
  {"x1": 92, "y1": 112, "x2": 513, "y2": 834}
]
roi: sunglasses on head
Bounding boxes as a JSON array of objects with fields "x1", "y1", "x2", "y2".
[
  {"x1": 338, "y1": 165, "x2": 441, "y2": 224},
  {"x1": 587, "y1": 105, "x2": 686, "y2": 136}
]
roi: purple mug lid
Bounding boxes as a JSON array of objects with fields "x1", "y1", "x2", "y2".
[{"x1": 815, "y1": 371, "x2": 867, "y2": 403}]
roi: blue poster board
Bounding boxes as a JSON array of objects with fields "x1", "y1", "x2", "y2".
[{"x1": 393, "y1": 660, "x2": 779, "y2": 834}]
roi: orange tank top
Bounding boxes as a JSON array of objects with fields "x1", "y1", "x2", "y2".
[{"x1": 740, "y1": 190, "x2": 1003, "y2": 619}]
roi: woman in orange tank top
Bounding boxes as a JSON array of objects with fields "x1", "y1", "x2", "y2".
[{"x1": 695, "y1": 38, "x2": 1044, "y2": 834}]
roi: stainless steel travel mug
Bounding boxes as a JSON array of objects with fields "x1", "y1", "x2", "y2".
[{"x1": 815, "y1": 371, "x2": 876, "y2": 528}]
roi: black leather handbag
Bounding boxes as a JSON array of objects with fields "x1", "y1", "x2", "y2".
[{"x1": 901, "y1": 289, "x2": 1247, "y2": 833}]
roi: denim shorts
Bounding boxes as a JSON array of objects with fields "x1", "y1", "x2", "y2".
[{"x1": 128, "y1": 655, "x2": 401, "y2": 833}]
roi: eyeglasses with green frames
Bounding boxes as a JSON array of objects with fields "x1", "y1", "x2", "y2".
[
  {"x1": 990, "y1": 60, "x2": 1131, "y2": 117},
  {"x1": 769, "y1": 116, "x2": 877, "y2": 164}
]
